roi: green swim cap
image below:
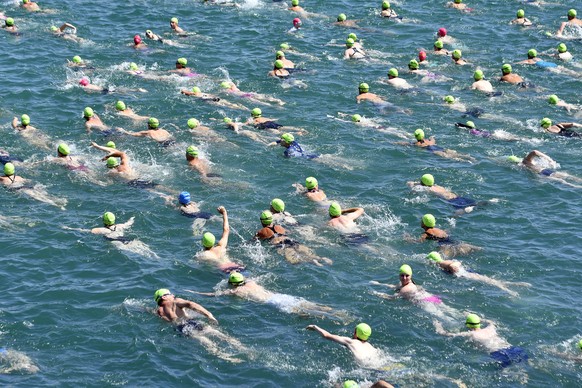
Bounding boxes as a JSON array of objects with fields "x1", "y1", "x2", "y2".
[
  {"x1": 72, "y1": 55, "x2": 82, "y2": 64},
  {"x1": 177, "y1": 57, "x2": 187, "y2": 66},
  {"x1": 454, "y1": 0, "x2": 462, "y2": 3},
  {"x1": 337, "y1": 13, "x2": 347, "y2": 22},
  {"x1": 427, "y1": 251, "x2": 443, "y2": 263},
  {"x1": 346, "y1": 38, "x2": 355, "y2": 47},
  {"x1": 58, "y1": 143, "x2": 70, "y2": 156},
  {"x1": 192, "y1": 86, "x2": 201, "y2": 93},
  {"x1": 568, "y1": 9, "x2": 576, "y2": 18},
  {"x1": 409, "y1": 59, "x2": 419, "y2": 70},
  {"x1": 275, "y1": 51, "x2": 285, "y2": 59},
  {"x1": 414, "y1": 128, "x2": 425, "y2": 140},
  {"x1": 106, "y1": 141, "x2": 116, "y2": 149},
  {"x1": 548, "y1": 95, "x2": 559, "y2": 105},
  {"x1": 103, "y1": 211, "x2": 116, "y2": 226},
  {"x1": 516, "y1": 9, "x2": 525, "y2": 18},
  {"x1": 329, "y1": 202, "x2": 342, "y2": 217},
  {"x1": 5, "y1": 18, "x2": 14, "y2": 27},
  {"x1": 202, "y1": 232, "x2": 215, "y2": 248},
  {"x1": 223, "y1": 117, "x2": 232, "y2": 124},
  {"x1": 115, "y1": 100, "x2": 126, "y2": 111},
  {"x1": 502, "y1": 64, "x2": 512, "y2": 74},
  {"x1": 271, "y1": 198, "x2": 285, "y2": 213},
  {"x1": 355, "y1": 323, "x2": 371, "y2": 341},
  {"x1": 474, "y1": 70, "x2": 484, "y2": 80},
  {"x1": 421, "y1": 174, "x2": 434, "y2": 186},
  {"x1": 305, "y1": 177, "x2": 318, "y2": 190},
  {"x1": 348, "y1": 33, "x2": 357, "y2": 41},
  {"x1": 21, "y1": 114, "x2": 30, "y2": 126},
  {"x1": 422, "y1": 213, "x2": 436, "y2": 228},
  {"x1": 444, "y1": 95, "x2": 455, "y2": 104},
  {"x1": 399, "y1": 264, "x2": 412, "y2": 276},
  {"x1": 280, "y1": 42, "x2": 290, "y2": 50},
  {"x1": 466, "y1": 313, "x2": 481, "y2": 328},
  {"x1": 129, "y1": 62, "x2": 138, "y2": 71},
  {"x1": 171, "y1": 17, "x2": 178, "y2": 23},
  {"x1": 557, "y1": 43, "x2": 567, "y2": 53},
  {"x1": 352, "y1": 114, "x2": 362, "y2": 122},
  {"x1": 540, "y1": 118, "x2": 552, "y2": 128},
  {"x1": 146, "y1": 29, "x2": 152, "y2": 35},
  {"x1": 251, "y1": 107, "x2": 262, "y2": 117},
  {"x1": 507, "y1": 155, "x2": 521, "y2": 163},
  {"x1": 578, "y1": 339, "x2": 582, "y2": 350},
  {"x1": 148, "y1": 117, "x2": 159, "y2": 129},
  {"x1": 220, "y1": 81, "x2": 231, "y2": 89},
  {"x1": 291, "y1": 0, "x2": 299, "y2": 5},
  {"x1": 83, "y1": 107, "x2": 94, "y2": 118},
  {"x1": 154, "y1": 288, "x2": 171, "y2": 303},
  {"x1": 388, "y1": 68, "x2": 398, "y2": 77},
  {"x1": 229, "y1": 271, "x2": 245, "y2": 285},
  {"x1": 50, "y1": 25, "x2": 58, "y2": 32},
  {"x1": 106, "y1": 157, "x2": 118, "y2": 168},
  {"x1": 260, "y1": 210, "x2": 273, "y2": 226},
  {"x1": 343, "y1": 381, "x2": 359, "y2": 388},
  {"x1": 359, "y1": 82, "x2": 369, "y2": 93},
  {"x1": 186, "y1": 145, "x2": 199, "y2": 157},
  {"x1": 452, "y1": 50, "x2": 462, "y2": 60},
  {"x1": 382, "y1": 1, "x2": 390, "y2": 10},
  {"x1": 274, "y1": 59, "x2": 284, "y2": 69},
  {"x1": 187, "y1": 118, "x2": 199, "y2": 129},
  {"x1": 434, "y1": 40, "x2": 443, "y2": 49},
  {"x1": 4, "y1": 163, "x2": 15, "y2": 176},
  {"x1": 281, "y1": 133, "x2": 294, "y2": 144},
  {"x1": 528, "y1": 49, "x2": 537, "y2": 58},
  {"x1": 466, "y1": 121, "x2": 476, "y2": 128}
]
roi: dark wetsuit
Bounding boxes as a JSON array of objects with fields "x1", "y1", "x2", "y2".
[
  {"x1": 540, "y1": 169, "x2": 555, "y2": 176},
  {"x1": 181, "y1": 211, "x2": 213, "y2": 219},
  {"x1": 455, "y1": 123, "x2": 491, "y2": 138},
  {"x1": 463, "y1": 108, "x2": 484, "y2": 118},
  {"x1": 176, "y1": 319, "x2": 204, "y2": 335},
  {"x1": 256, "y1": 121, "x2": 283, "y2": 130},
  {"x1": 555, "y1": 126, "x2": 581, "y2": 138},
  {"x1": 447, "y1": 197, "x2": 477, "y2": 208},
  {"x1": 283, "y1": 141, "x2": 319, "y2": 159},
  {"x1": 490, "y1": 346, "x2": 528, "y2": 368}
]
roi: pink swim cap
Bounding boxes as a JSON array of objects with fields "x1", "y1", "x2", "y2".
[
  {"x1": 438, "y1": 28, "x2": 447, "y2": 37},
  {"x1": 79, "y1": 78, "x2": 89, "y2": 86},
  {"x1": 419, "y1": 51, "x2": 427, "y2": 61},
  {"x1": 293, "y1": 18, "x2": 301, "y2": 27},
  {"x1": 134, "y1": 35, "x2": 142, "y2": 44}
]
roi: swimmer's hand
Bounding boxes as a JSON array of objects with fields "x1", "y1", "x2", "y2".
[
  {"x1": 369, "y1": 280, "x2": 382, "y2": 286},
  {"x1": 305, "y1": 325, "x2": 318, "y2": 331},
  {"x1": 217, "y1": 206, "x2": 226, "y2": 214},
  {"x1": 267, "y1": 142, "x2": 277, "y2": 146},
  {"x1": 208, "y1": 315, "x2": 219, "y2": 325}
]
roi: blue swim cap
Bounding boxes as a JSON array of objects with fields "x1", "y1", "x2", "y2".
[{"x1": 179, "y1": 191, "x2": 191, "y2": 205}]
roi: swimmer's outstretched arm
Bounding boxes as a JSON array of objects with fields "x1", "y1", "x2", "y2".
[
  {"x1": 369, "y1": 280, "x2": 396, "y2": 288},
  {"x1": 175, "y1": 297, "x2": 218, "y2": 324},
  {"x1": 60, "y1": 23, "x2": 76, "y2": 32},
  {"x1": 217, "y1": 206, "x2": 230, "y2": 248},
  {"x1": 118, "y1": 128, "x2": 151, "y2": 137},
  {"x1": 305, "y1": 325, "x2": 351, "y2": 346},
  {"x1": 11, "y1": 117, "x2": 19, "y2": 128},
  {"x1": 90, "y1": 141, "x2": 116, "y2": 154},
  {"x1": 370, "y1": 290, "x2": 398, "y2": 300},
  {"x1": 341, "y1": 207, "x2": 364, "y2": 221},
  {"x1": 116, "y1": 216, "x2": 135, "y2": 231},
  {"x1": 433, "y1": 320, "x2": 467, "y2": 337}
]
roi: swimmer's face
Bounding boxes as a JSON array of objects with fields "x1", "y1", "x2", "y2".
[
  {"x1": 146, "y1": 31, "x2": 153, "y2": 38},
  {"x1": 400, "y1": 273, "x2": 411, "y2": 285}
]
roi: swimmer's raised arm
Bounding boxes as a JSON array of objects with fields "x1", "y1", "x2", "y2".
[
  {"x1": 60, "y1": 23, "x2": 76, "y2": 32},
  {"x1": 217, "y1": 206, "x2": 230, "y2": 248},
  {"x1": 341, "y1": 207, "x2": 364, "y2": 221},
  {"x1": 90, "y1": 141, "x2": 116, "y2": 153},
  {"x1": 306, "y1": 325, "x2": 351, "y2": 346},
  {"x1": 175, "y1": 297, "x2": 218, "y2": 324},
  {"x1": 11, "y1": 117, "x2": 18, "y2": 128}
]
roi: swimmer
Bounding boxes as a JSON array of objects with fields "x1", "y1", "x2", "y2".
[
  {"x1": 509, "y1": 150, "x2": 582, "y2": 188},
  {"x1": 471, "y1": 70, "x2": 494, "y2": 93},
  {"x1": 67, "y1": 55, "x2": 88, "y2": 68},
  {"x1": 433, "y1": 40, "x2": 449, "y2": 56},
  {"x1": 170, "y1": 57, "x2": 194, "y2": 76},
  {"x1": 288, "y1": 17, "x2": 302, "y2": 34},
  {"x1": 91, "y1": 211, "x2": 134, "y2": 237},
  {"x1": 246, "y1": 108, "x2": 302, "y2": 134},
  {"x1": 398, "y1": 129, "x2": 476, "y2": 163},
  {"x1": 511, "y1": 9, "x2": 532, "y2": 26},
  {"x1": 288, "y1": 0, "x2": 305, "y2": 14},
  {"x1": 426, "y1": 252, "x2": 530, "y2": 297},
  {"x1": 78, "y1": 77, "x2": 104, "y2": 92},
  {"x1": 381, "y1": 1, "x2": 398, "y2": 18},
  {"x1": 419, "y1": 213, "x2": 480, "y2": 256},
  {"x1": 2, "y1": 18, "x2": 17, "y2": 33},
  {"x1": 451, "y1": 50, "x2": 468, "y2": 65},
  {"x1": 347, "y1": 33, "x2": 363, "y2": 50},
  {"x1": 91, "y1": 142, "x2": 135, "y2": 178},
  {"x1": 21, "y1": 0, "x2": 40, "y2": 12},
  {"x1": 555, "y1": 43, "x2": 572, "y2": 62},
  {"x1": 334, "y1": 13, "x2": 359, "y2": 28},
  {"x1": 454, "y1": 121, "x2": 519, "y2": 142},
  {"x1": 126, "y1": 62, "x2": 143, "y2": 76},
  {"x1": 268, "y1": 60, "x2": 290, "y2": 78},
  {"x1": 51, "y1": 22, "x2": 83, "y2": 42},
  {"x1": 407, "y1": 59, "x2": 430, "y2": 76},
  {"x1": 12, "y1": 114, "x2": 50, "y2": 150},
  {"x1": 294, "y1": 176, "x2": 328, "y2": 202},
  {"x1": 418, "y1": 50, "x2": 428, "y2": 64},
  {"x1": 185, "y1": 145, "x2": 211, "y2": 177},
  {"x1": 0, "y1": 163, "x2": 25, "y2": 187},
  {"x1": 118, "y1": 117, "x2": 174, "y2": 144},
  {"x1": 557, "y1": 9, "x2": 582, "y2": 37},
  {"x1": 385, "y1": 68, "x2": 412, "y2": 89},
  {"x1": 83, "y1": 107, "x2": 108, "y2": 131},
  {"x1": 356, "y1": 83, "x2": 387, "y2": 104},
  {"x1": 344, "y1": 38, "x2": 366, "y2": 60},
  {"x1": 547, "y1": 94, "x2": 579, "y2": 112},
  {"x1": 327, "y1": 202, "x2": 364, "y2": 233},
  {"x1": 436, "y1": 27, "x2": 455, "y2": 44},
  {"x1": 144, "y1": 29, "x2": 163, "y2": 42},
  {"x1": 499, "y1": 64, "x2": 523, "y2": 84},
  {"x1": 12, "y1": 114, "x2": 37, "y2": 131},
  {"x1": 220, "y1": 81, "x2": 285, "y2": 106},
  {"x1": 169, "y1": 17, "x2": 185, "y2": 34},
  {"x1": 186, "y1": 118, "x2": 212, "y2": 133},
  {"x1": 270, "y1": 133, "x2": 318, "y2": 158},
  {"x1": 443, "y1": 95, "x2": 467, "y2": 113},
  {"x1": 174, "y1": 191, "x2": 203, "y2": 216},
  {"x1": 114, "y1": 100, "x2": 148, "y2": 120},
  {"x1": 275, "y1": 50, "x2": 295, "y2": 69},
  {"x1": 407, "y1": 173, "x2": 458, "y2": 201},
  {"x1": 155, "y1": 288, "x2": 217, "y2": 324},
  {"x1": 270, "y1": 198, "x2": 298, "y2": 226},
  {"x1": 517, "y1": 49, "x2": 540, "y2": 65},
  {"x1": 199, "y1": 206, "x2": 245, "y2": 273},
  {"x1": 181, "y1": 86, "x2": 248, "y2": 111},
  {"x1": 133, "y1": 34, "x2": 147, "y2": 50},
  {"x1": 306, "y1": 323, "x2": 378, "y2": 366},
  {"x1": 447, "y1": 0, "x2": 468, "y2": 11},
  {"x1": 434, "y1": 314, "x2": 528, "y2": 368},
  {"x1": 0, "y1": 163, "x2": 67, "y2": 208},
  {"x1": 540, "y1": 118, "x2": 582, "y2": 138},
  {"x1": 52, "y1": 143, "x2": 88, "y2": 171}
]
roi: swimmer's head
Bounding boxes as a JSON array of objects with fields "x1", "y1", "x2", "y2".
[
  {"x1": 507, "y1": 155, "x2": 521, "y2": 163},
  {"x1": 355, "y1": 323, "x2": 371, "y2": 341},
  {"x1": 427, "y1": 251, "x2": 443, "y2": 263},
  {"x1": 57, "y1": 143, "x2": 70, "y2": 156},
  {"x1": 548, "y1": 95, "x2": 559, "y2": 105},
  {"x1": 337, "y1": 13, "x2": 347, "y2": 22},
  {"x1": 351, "y1": 114, "x2": 362, "y2": 122},
  {"x1": 465, "y1": 313, "x2": 481, "y2": 329},
  {"x1": 329, "y1": 202, "x2": 342, "y2": 217},
  {"x1": 133, "y1": 35, "x2": 141, "y2": 45},
  {"x1": 202, "y1": 232, "x2": 215, "y2": 248},
  {"x1": 382, "y1": 1, "x2": 390, "y2": 10},
  {"x1": 170, "y1": 17, "x2": 179, "y2": 24},
  {"x1": 106, "y1": 157, "x2": 118, "y2": 169},
  {"x1": 79, "y1": 78, "x2": 89, "y2": 86},
  {"x1": 358, "y1": 82, "x2": 369, "y2": 93},
  {"x1": 191, "y1": 86, "x2": 201, "y2": 93},
  {"x1": 21, "y1": 114, "x2": 30, "y2": 126},
  {"x1": 348, "y1": 33, "x2": 358, "y2": 41},
  {"x1": 115, "y1": 100, "x2": 126, "y2": 111},
  {"x1": 414, "y1": 128, "x2": 425, "y2": 140},
  {"x1": 438, "y1": 28, "x2": 447, "y2": 37},
  {"x1": 23, "y1": 0, "x2": 29, "y2": 3},
  {"x1": 148, "y1": 117, "x2": 159, "y2": 129},
  {"x1": 280, "y1": 42, "x2": 290, "y2": 50},
  {"x1": 388, "y1": 68, "x2": 398, "y2": 78},
  {"x1": 270, "y1": 198, "x2": 285, "y2": 213},
  {"x1": 557, "y1": 43, "x2": 567, "y2": 53},
  {"x1": 280, "y1": 133, "x2": 295, "y2": 145},
  {"x1": 83, "y1": 107, "x2": 94, "y2": 118},
  {"x1": 466, "y1": 121, "x2": 476, "y2": 128},
  {"x1": 103, "y1": 211, "x2": 116, "y2": 226},
  {"x1": 568, "y1": 9, "x2": 577, "y2": 19},
  {"x1": 419, "y1": 51, "x2": 427, "y2": 61},
  {"x1": 452, "y1": 50, "x2": 462, "y2": 60},
  {"x1": 177, "y1": 57, "x2": 187, "y2": 66},
  {"x1": 178, "y1": 191, "x2": 191, "y2": 205},
  {"x1": 516, "y1": 9, "x2": 525, "y2": 18},
  {"x1": 527, "y1": 49, "x2": 537, "y2": 59},
  {"x1": 146, "y1": 29, "x2": 153, "y2": 35},
  {"x1": 305, "y1": 176, "x2": 318, "y2": 190},
  {"x1": 229, "y1": 271, "x2": 245, "y2": 286},
  {"x1": 154, "y1": 288, "x2": 171, "y2": 303},
  {"x1": 346, "y1": 38, "x2": 355, "y2": 47},
  {"x1": 454, "y1": 0, "x2": 462, "y2": 4},
  {"x1": 4, "y1": 163, "x2": 15, "y2": 176},
  {"x1": 408, "y1": 59, "x2": 419, "y2": 70},
  {"x1": 51, "y1": 25, "x2": 58, "y2": 32},
  {"x1": 260, "y1": 210, "x2": 273, "y2": 226},
  {"x1": 220, "y1": 81, "x2": 232, "y2": 89},
  {"x1": 540, "y1": 117, "x2": 552, "y2": 128},
  {"x1": 129, "y1": 62, "x2": 138, "y2": 71},
  {"x1": 186, "y1": 145, "x2": 199, "y2": 158},
  {"x1": 399, "y1": 264, "x2": 413, "y2": 276},
  {"x1": 187, "y1": 118, "x2": 199, "y2": 129},
  {"x1": 275, "y1": 51, "x2": 285, "y2": 59},
  {"x1": 343, "y1": 381, "x2": 359, "y2": 388},
  {"x1": 444, "y1": 95, "x2": 455, "y2": 104},
  {"x1": 434, "y1": 40, "x2": 443, "y2": 49},
  {"x1": 422, "y1": 213, "x2": 436, "y2": 228},
  {"x1": 501, "y1": 64, "x2": 512, "y2": 75},
  {"x1": 224, "y1": 117, "x2": 232, "y2": 124},
  {"x1": 421, "y1": 174, "x2": 434, "y2": 187},
  {"x1": 251, "y1": 107, "x2": 262, "y2": 118},
  {"x1": 293, "y1": 18, "x2": 302, "y2": 27},
  {"x1": 291, "y1": 0, "x2": 299, "y2": 5},
  {"x1": 473, "y1": 70, "x2": 484, "y2": 81},
  {"x1": 5, "y1": 18, "x2": 14, "y2": 27},
  {"x1": 274, "y1": 59, "x2": 284, "y2": 69},
  {"x1": 72, "y1": 55, "x2": 82, "y2": 64}
]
